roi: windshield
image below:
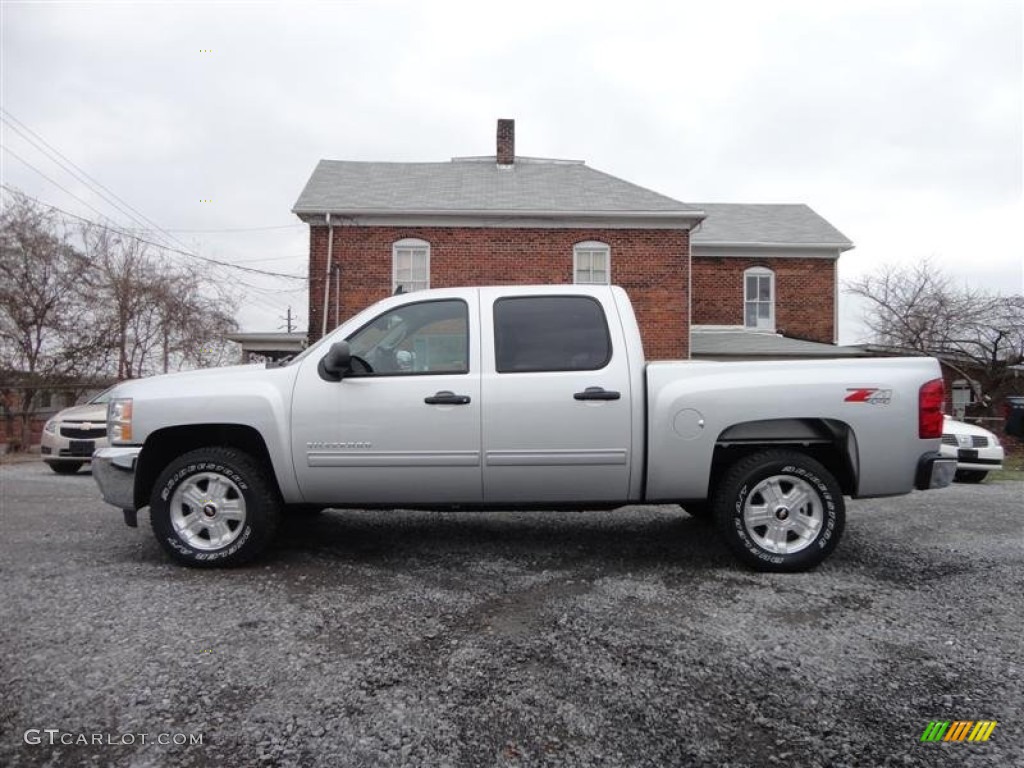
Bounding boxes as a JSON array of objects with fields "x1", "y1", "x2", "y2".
[
  {"x1": 89, "y1": 385, "x2": 117, "y2": 405},
  {"x1": 281, "y1": 330, "x2": 333, "y2": 366}
]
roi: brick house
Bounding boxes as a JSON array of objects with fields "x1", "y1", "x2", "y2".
[
  {"x1": 291, "y1": 120, "x2": 854, "y2": 361},
  {"x1": 690, "y1": 203, "x2": 858, "y2": 359}
]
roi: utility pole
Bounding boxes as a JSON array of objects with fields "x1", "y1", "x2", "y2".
[{"x1": 279, "y1": 307, "x2": 297, "y2": 333}]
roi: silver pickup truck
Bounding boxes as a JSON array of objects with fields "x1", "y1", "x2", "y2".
[{"x1": 93, "y1": 285, "x2": 955, "y2": 572}]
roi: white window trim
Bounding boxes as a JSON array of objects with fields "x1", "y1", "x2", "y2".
[
  {"x1": 573, "y1": 241, "x2": 611, "y2": 285},
  {"x1": 743, "y1": 266, "x2": 775, "y2": 331},
  {"x1": 392, "y1": 238, "x2": 430, "y2": 294}
]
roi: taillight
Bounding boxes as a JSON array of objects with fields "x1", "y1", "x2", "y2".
[{"x1": 919, "y1": 378, "x2": 944, "y2": 438}]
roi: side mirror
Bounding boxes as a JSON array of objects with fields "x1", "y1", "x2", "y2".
[{"x1": 319, "y1": 341, "x2": 352, "y2": 381}]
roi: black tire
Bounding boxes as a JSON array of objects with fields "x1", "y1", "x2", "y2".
[
  {"x1": 712, "y1": 449, "x2": 845, "y2": 573},
  {"x1": 954, "y1": 470, "x2": 988, "y2": 484},
  {"x1": 149, "y1": 447, "x2": 281, "y2": 567},
  {"x1": 47, "y1": 461, "x2": 83, "y2": 475}
]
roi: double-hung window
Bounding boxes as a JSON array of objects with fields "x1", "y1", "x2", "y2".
[
  {"x1": 573, "y1": 242, "x2": 610, "y2": 285},
  {"x1": 744, "y1": 267, "x2": 775, "y2": 330},
  {"x1": 392, "y1": 238, "x2": 430, "y2": 294}
]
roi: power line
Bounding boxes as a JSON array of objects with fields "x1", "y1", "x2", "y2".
[
  {"x1": 0, "y1": 108, "x2": 193, "y2": 254},
  {"x1": 0, "y1": 111, "x2": 309, "y2": 322},
  {"x1": 0, "y1": 182, "x2": 301, "y2": 319},
  {"x1": 120, "y1": 224, "x2": 306, "y2": 234},
  {"x1": 3, "y1": 116, "x2": 162, "y2": 238},
  {"x1": 210, "y1": 254, "x2": 306, "y2": 264},
  {"x1": 1, "y1": 112, "x2": 311, "y2": 289},
  {"x1": 0, "y1": 184, "x2": 308, "y2": 281},
  {"x1": 2, "y1": 145, "x2": 121, "y2": 224},
  {"x1": 228, "y1": 276, "x2": 307, "y2": 295},
  {"x1": 1, "y1": 111, "x2": 302, "y2": 325}
]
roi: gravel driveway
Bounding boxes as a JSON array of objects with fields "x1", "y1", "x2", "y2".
[{"x1": 1, "y1": 461, "x2": 1021, "y2": 767}]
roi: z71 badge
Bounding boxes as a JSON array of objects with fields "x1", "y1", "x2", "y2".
[{"x1": 844, "y1": 388, "x2": 893, "y2": 405}]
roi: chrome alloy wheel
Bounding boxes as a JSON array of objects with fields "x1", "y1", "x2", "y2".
[
  {"x1": 742, "y1": 474, "x2": 823, "y2": 555},
  {"x1": 169, "y1": 472, "x2": 247, "y2": 551}
]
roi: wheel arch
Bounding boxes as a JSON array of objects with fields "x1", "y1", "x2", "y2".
[
  {"x1": 710, "y1": 418, "x2": 859, "y2": 497},
  {"x1": 134, "y1": 424, "x2": 281, "y2": 510}
]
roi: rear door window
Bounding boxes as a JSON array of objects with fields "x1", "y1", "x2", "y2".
[{"x1": 493, "y1": 296, "x2": 611, "y2": 373}]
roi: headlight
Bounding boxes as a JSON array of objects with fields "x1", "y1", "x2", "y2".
[
  {"x1": 108, "y1": 398, "x2": 134, "y2": 443},
  {"x1": 43, "y1": 419, "x2": 57, "y2": 435}
]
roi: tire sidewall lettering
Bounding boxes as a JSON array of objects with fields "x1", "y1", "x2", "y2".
[
  {"x1": 177, "y1": 524, "x2": 252, "y2": 561},
  {"x1": 161, "y1": 463, "x2": 249, "y2": 501},
  {"x1": 723, "y1": 458, "x2": 842, "y2": 568},
  {"x1": 152, "y1": 452, "x2": 266, "y2": 566}
]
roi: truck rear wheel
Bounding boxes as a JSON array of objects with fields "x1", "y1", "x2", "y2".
[
  {"x1": 149, "y1": 447, "x2": 280, "y2": 567},
  {"x1": 713, "y1": 449, "x2": 844, "y2": 572}
]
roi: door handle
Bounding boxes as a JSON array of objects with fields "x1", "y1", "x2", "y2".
[
  {"x1": 424, "y1": 390, "x2": 471, "y2": 405},
  {"x1": 573, "y1": 386, "x2": 621, "y2": 401}
]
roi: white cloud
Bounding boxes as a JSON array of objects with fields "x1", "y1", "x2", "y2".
[{"x1": 2, "y1": 0, "x2": 1020, "y2": 337}]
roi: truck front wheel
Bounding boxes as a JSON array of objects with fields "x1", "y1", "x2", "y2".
[
  {"x1": 149, "y1": 447, "x2": 281, "y2": 567},
  {"x1": 713, "y1": 450, "x2": 845, "y2": 573}
]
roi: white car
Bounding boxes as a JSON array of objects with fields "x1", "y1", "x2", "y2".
[
  {"x1": 40, "y1": 387, "x2": 114, "y2": 474},
  {"x1": 940, "y1": 415, "x2": 1004, "y2": 483}
]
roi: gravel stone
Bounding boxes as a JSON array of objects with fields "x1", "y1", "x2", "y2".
[{"x1": 0, "y1": 461, "x2": 1021, "y2": 767}]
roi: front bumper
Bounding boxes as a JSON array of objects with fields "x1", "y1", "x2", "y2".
[
  {"x1": 939, "y1": 445, "x2": 1004, "y2": 473},
  {"x1": 40, "y1": 429, "x2": 110, "y2": 461},
  {"x1": 915, "y1": 452, "x2": 957, "y2": 491},
  {"x1": 92, "y1": 446, "x2": 142, "y2": 511}
]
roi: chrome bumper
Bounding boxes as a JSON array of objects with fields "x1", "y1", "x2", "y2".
[
  {"x1": 915, "y1": 452, "x2": 957, "y2": 491},
  {"x1": 92, "y1": 446, "x2": 142, "y2": 511}
]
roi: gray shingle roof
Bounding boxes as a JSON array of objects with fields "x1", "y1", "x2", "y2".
[
  {"x1": 292, "y1": 158, "x2": 702, "y2": 217},
  {"x1": 691, "y1": 330, "x2": 866, "y2": 358},
  {"x1": 692, "y1": 203, "x2": 853, "y2": 249}
]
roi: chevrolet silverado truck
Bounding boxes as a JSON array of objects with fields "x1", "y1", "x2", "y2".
[{"x1": 92, "y1": 285, "x2": 955, "y2": 572}]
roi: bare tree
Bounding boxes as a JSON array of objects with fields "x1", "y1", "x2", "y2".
[
  {"x1": 846, "y1": 260, "x2": 1024, "y2": 408},
  {"x1": 2, "y1": 188, "x2": 242, "y2": 449},
  {"x1": 0, "y1": 191, "x2": 108, "y2": 446},
  {"x1": 83, "y1": 225, "x2": 157, "y2": 379},
  {"x1": 152, "y1": 263, "x2": 238, "y2": 373},
  {"x1": 83, "y1": 224, "x2": 239, "y2": 379}
]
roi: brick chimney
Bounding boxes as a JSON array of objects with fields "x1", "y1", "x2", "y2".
[{"x1": 496, "y1": 119, "x2": 515, "y2": 166}]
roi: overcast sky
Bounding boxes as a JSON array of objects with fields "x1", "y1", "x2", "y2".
[{"x1": 2, "y1": 0, "x2": 1021, "y2": 344}]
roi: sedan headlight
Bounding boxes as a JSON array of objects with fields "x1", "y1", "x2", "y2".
[
  {"x1": 43, "y1": 419, "x2": 58, "y2": 435},
  {"x1": 108, "y1": 398, "x2": 134, "y2": 443}
]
